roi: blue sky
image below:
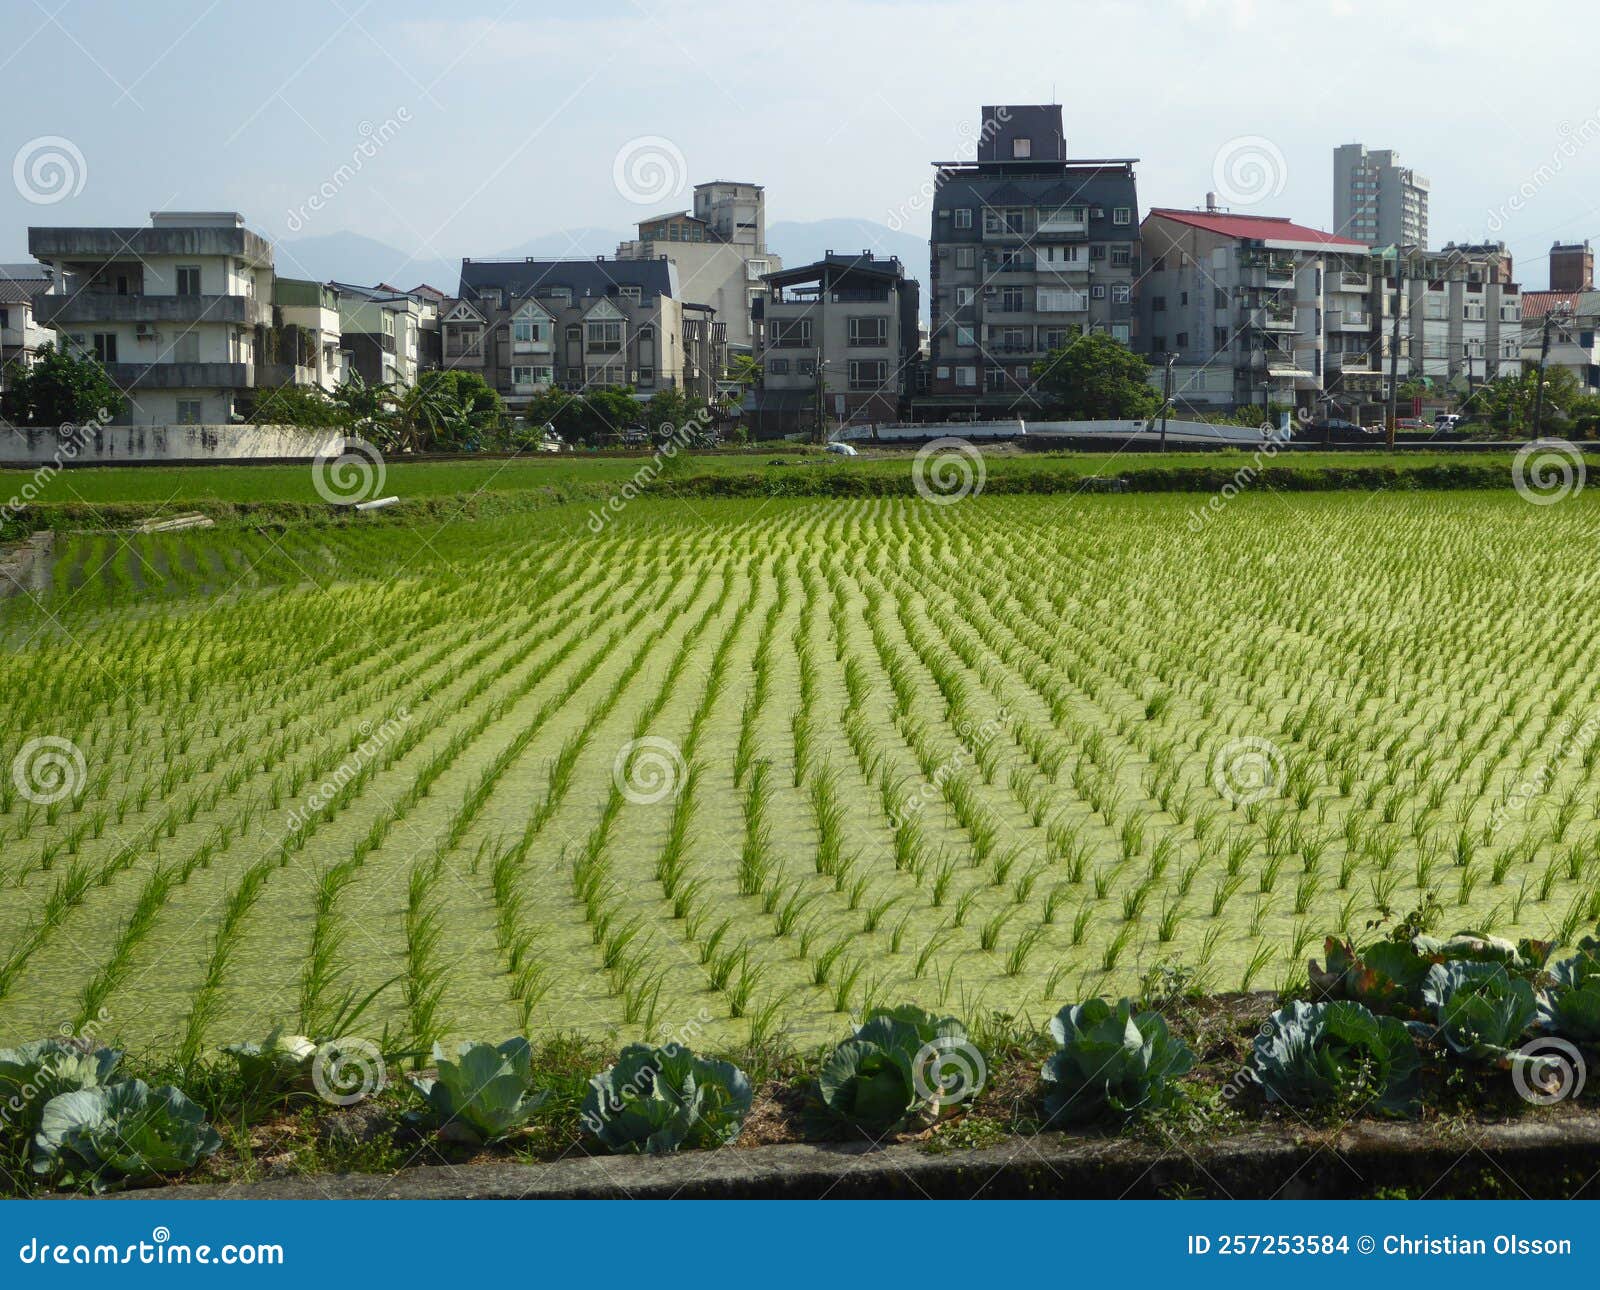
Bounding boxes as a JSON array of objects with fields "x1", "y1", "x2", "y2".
[{"x1": 2, "y1": 0, "x2": 1595, "y2": 288}]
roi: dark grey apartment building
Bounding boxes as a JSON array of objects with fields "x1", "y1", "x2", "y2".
[{"x1": 925, "y1": 105, "x2": 1141, "y2": 415}]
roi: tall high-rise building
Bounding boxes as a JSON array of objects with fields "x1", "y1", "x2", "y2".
[
  {"x1": 1333, "y1": 144, "x2": 1429, "y2": 247},
  {"x1": 1550, "y1": 240, "x2": 1594, "y2": 292}
]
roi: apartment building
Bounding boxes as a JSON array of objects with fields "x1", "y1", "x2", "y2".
[
  {"x1": 332, "y1": 282, "x2": 426, "y2": 389},
  {"x1": 1520, "y1": 290, "x2": 1600, "y2": 396},
  {"x1": 263, "y1": 278, "x2": 345, "y2": 392},
  {"x1": 1333, "y1": 144, "x2": 1430, "y2": 247},
  {"x1": 616, "y1": 181, "x2": 778, "y2": 358},
  {"x1": 0, "y1": 263, "x2": 53, "y2": 390},
  {"x1": 926, "y1": 104, "x2": 1140, "y2": 415},
  {"x1": 443, "y1": 256, "x2": 722, "y2": 411},
  {"x1": 1137, "y1": 205, "x2": 1370, "y2": 414},
  {"x1": 28, "y1": 212, "x2": 274, "y2": 424},
  {"x1": 1374, "y1": 244, "x2": 1521, "y2": 403},
  {"x1": 751, "y1": 251, "x2": 920, "y2": 436}
]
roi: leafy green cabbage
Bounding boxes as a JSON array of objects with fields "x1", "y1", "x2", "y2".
[
  {"x1": 1251, "y1": 1000, "x2": 1421, "y2": 1117},
  {"x1": 583, "y1": 1043, "x2": 751, "y2": 1154},
  {"x1": 817, "y1": 1006, "x2": 973, "y2": 1135},
  {"x1": 406, "y1": 1038, "x2": 549, "y2": 1144},
  {"x1": 1421, "y1": 962, "x2": 1538, "y2": 1059},
  {"x1": 0, "y1": 1039, "x2": 122, "y2": 1136},
  {"x1": 1041, "y1": 998, "x2": 1195, "y2": 1125},
  {"x1": 32, "y1": 1079, "x2": 221, "y2": 1191}
]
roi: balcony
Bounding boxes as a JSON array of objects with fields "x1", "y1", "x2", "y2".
[
  {"x1": 1242, "y1": 253, "x2": 1298, "y2": 288},
  {"x1": 102, "y1": 362, "x2": 253, "y2": 389},
  {"x1": 1255, "y1": 304, "x2": 1297, "y2": 330},
  {"x1": 1036, "y1": 255, "x2": 1088, "y2": 275},
  {"x1": 256, "y1": 362, "x2": 318, "y2": 387},
  {"x1": 1330, "y1": 310, "x2": 1372, "y2": 331},
  {"x1": 1338, "y1": 270, "x2": 1371, "y2": 291},
  {"x1": 34, "y1": 293, "x2": 268, "y2": 327},
  {"x1": 1036, "y1": 210, "x2": 1089, "y2": 237},
  {"x1": 981, "y1": 221, "x2": 1034, "y2": 243},
  {"x1": 983, "y1": 257, "x2": 1035, "y2": 275}
]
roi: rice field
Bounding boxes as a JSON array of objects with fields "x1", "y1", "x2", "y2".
[{"x1": 3, "y1": 488, "x2": 1600, "y2": 1058}]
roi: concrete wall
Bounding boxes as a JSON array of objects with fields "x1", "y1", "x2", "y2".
[
  {"x1": 0, "y1": 424, "x2": 343, "y2": 464},
  {"x1": 0, "y1": 531, "x2": 53, "y2": 600}
]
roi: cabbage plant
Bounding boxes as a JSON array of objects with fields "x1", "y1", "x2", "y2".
[
  {"x1": 406, "y1": 1038, "x2": 549, "y2": 1144},
  {"x1": 1041, "y1": 998, "x2": 1194, "y2": 1125},
  {"x1": 1540, "y1": 936, "x2": 1600, "y2": 1044},
  {"x1": 0, "y1": 1039, "x2": 122, "y2": 1136},
  {"x1": 32, "y1": 1079, "x2": 221, "y2": 1192},
  {"x1": 583, "y1": 1043, "x2": 751, "y2": 1154},
  {"x1": 1250, "y1": 1000, "x2": 1420, "y2": 1117},
  {"x1": 222, "y1": 1029, "x2": 317, "y2": 1097},
  {"x1": 1312, "y1": 931, "x2": 1552, "y2": 1017},
  {"x1": 1420, "y1": 962, "x2": 1537, "y2": 1060},
  {"x1": 817, "y1": 1005, "x2": 973, "y2": 1135}
]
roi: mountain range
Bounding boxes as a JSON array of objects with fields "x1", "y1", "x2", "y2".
[{"x1": 274, "y1": 218, "x2": 930, "y2": 306}]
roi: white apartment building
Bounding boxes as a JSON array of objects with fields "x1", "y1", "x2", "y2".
[
  {"x1": 1520, "y1": 290, "x2": 1600, "y2": 396},
  {"x1": 29, "y1": 212, "x2": 274, "y2": 424},
  {"x1": 616, "y1": 181, "x2": 778, "y2": 358},
  {"x1": 266, "y1": 278, "x2": 346, "y2": 392},
  {"x1": 332, "y1": 283, "x2": 424, "y2": 390},
  {"x1": 0, "y1": 263, "x2": 54, "y2": 390},
  {"x1": 1138, "y1": 205, "x2": 1370, "y2": 414}
]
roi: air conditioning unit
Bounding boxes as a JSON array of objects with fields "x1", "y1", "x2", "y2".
[
  {"x1": 1091, "y1": 206, "x2": 1105, "y2": 218},
  {"x1": 136, "y1": 323, "x2": 152, "y2": 336}
]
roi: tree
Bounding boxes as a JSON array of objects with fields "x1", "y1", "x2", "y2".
[
  {"x1": 644, "y1": 387, "x2": 708, "y2": 443},
  {"x1": 1473, "y1": 368, "x2": 1580, "y2": 436},
  {"x1": 726, "y1": 354, "x2": 761, "y2": 386},
  {"x1": 396, "y1": 369, "x2": 505, "y2": 451},
  {"x1": 331, "y1": 372, "x2": 395, "y2": 444},
  {"x1": 248, "y1": 384, "x2": 342, "y2": 427},
  {"x1": 1030, "y1": 332, "x2": 1161, "y2": 420},
  {"x1": 0, "y1": 344, "x2": 126, "y2": 427}
]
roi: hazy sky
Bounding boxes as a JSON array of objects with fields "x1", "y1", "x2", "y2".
[{"x1": 3, "y1": 0, "x2": 1595, "y2": 289}]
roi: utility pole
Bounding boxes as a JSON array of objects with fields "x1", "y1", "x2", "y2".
[
  {"x1": 1158, "y1": 351, "x2": 1176, "y2": 450},
  {"x1": 1385, "y1": 246, "x2": 1406, "y2": 450},
  {"x1": 1530, "y1": 306, "x2": 1564, "y2": 440},
  {"x1": 812, "y1": 348, "x2": 825, "y2": 444}
]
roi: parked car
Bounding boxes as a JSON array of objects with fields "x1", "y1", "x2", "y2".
[{"x1": 1310, "y1": 418, "x2": 1379, "y2": 442}]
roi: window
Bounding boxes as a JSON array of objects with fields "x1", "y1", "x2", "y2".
[
  {"x1": 618, "y1": 285, "x2": 642, "y2": 304},
  {"x1": 935, "y1": 365, "x2": 950, "y2": 380},
  {"x1": 1090, "y1": 244, "x2": 1106, "y2": 261},
  {"x1": 1091, "y1": 284, "x2": 1106, "y2": 299},
  {"x1": 1040, "y1": 327, "x2": 1072, "y2": 351},
  {"x1": 768, "y1": 358, "x2": 790, "y2": 376},
  {"x1": 771, "y1": 318, "x2": 812, "y2": 348},
  {"x1": 511, "y1": 365, "x2": 535, "y2": 387},
  {"x1": 797, "y1": 357, "x2": 816, "y2": 376},
  {"x1": 92, "y1": 333, "x2": 117, "y2": 363},
  {"x1": 953, "y1": 208, "x2": 972, "y2": 229},
  {"x1": 849, "y1": 359, "x2": 887, "y2": 391},
  {"x1": 848, "y1": 317, "x2": 887, "y2": 347},
  {"x1": 1012, "y1": 138, "x2": 1032, "y2": 159},
  {"x1": 1175, "y1": 332, "x2": 1189, "y2": 348},
  {"x1": 985, "y1": 367, "x2": 1007, "y2": 392},
  {"x1": 955, "y1": 287, "x2": 974, "y2": 306},
  {"x1": 746, "y1": 258, "x2": 769, "y2": 280},
  {"x1": 1111, "y1": 324, "x2": 1130, "y2": 344},
  {"x1": 955, "y1": 325, "x2": 975, "y2": 347},
  {"x1": 1151, "y1": 336, "x2": 1166, "y2": 352},
  {"x1": 955, "y1": 247, "x2": 976, "y2": 270},
  {"x1": 173, "y1": 331, "x2": 200, "y2": 363},
  {"x1": 0, "y1": 308, "x2": 7, "y2": 328},
  {"x1": 512, "y1": 319, "x2": 544, "y2": 346},
  {"x1": 176, "y1": 265, "x2": 202, "y2": 296},
  {"x1": 1151, "y1": 296, "x2": 1167, "y2": 312},
  {"x1": 546, "y1": 287, "x2": 573, "y2": 305},
  {"x1": 955, "y1": 365, "x2": 977, "y2": 388},
  {"x1": 1179, "y1": 291, "x2": 1189, "y2": 306},
  {"x1": 1111, "y1": 284, "x2": 1131, "y2": 303},
  {"x1": 176, "y1": 399, "x2": 203, "y2": 424},
  {"x1": 999, "y1": 287, "x2": 1027, "y2": 312},
  {"x1": 1110, "y1": 246, "x2": 1131, "y2": 268},
  {"x1": 586, "y1": 319, "x2": 623, "y2": 351},
  {"x1": 635, "y1": 368, "x2": 654, "y2": 386},
  {"x1": 1112, "y1": 207, "x2": 1132, "y2": 225}
]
